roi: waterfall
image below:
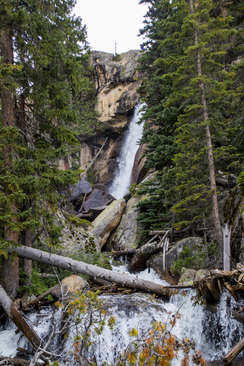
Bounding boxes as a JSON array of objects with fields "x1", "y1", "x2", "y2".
[
  {"x1": 1, "y1": 101, "x2": 244, "y2": 364},
  {"x1": 109, "y1": 104, "x2": 144, "y2": 199}
]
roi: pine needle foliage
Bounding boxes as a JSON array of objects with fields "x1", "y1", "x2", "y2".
[
  {"x1": 0, "y1": 0, "x2": 98, "y2": 249},
  {"x1": 138, "y1": 0, "x2": 243, "y2": 239}
]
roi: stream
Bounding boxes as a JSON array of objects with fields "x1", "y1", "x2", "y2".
[
  {"x1": 0, "y1": 104, "x2": 244, "y2": 364},
  {"x1": 0, "y1": 266, "x2": 244, "y2": 364}
]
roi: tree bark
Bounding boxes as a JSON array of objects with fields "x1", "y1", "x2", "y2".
[
  {"x1": 224, "y1": 337, "x2": 244, "y2": 364},
  {"x1": 24, "y1": 230, "x2": 33, "y2": 287},
  {"x1": 0, "y1": 26, "x2": 19, "y2": 297},
  {"x1": 223, "y1": 224, "x2": 231, "y2": 271},
  {"x1": 0, "y1": 285, "x2": 41, "y2": 349},
  {"x1": 189, "y1": 0, "x2": 223, "y2": 258},
  {"x1": 9, "y1": 246, "x2": 178, "y2": 298},
  {"x1": 0, "y1": 357, "x2": 43, "y2": 366}
]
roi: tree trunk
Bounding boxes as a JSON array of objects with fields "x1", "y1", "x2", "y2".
[
  {"x1": 189, "y1": 0, "x2": 223, "y2": 259},
  {"x1": 0, "y1": 357, "x2": 43, "y2": 366},
  {"x1": 223, "y1": 224, "x2": 231, "y2": 271},
  {"x1": 0, "y1": 26, "x2": 19, "y2": 297},
  {"x1": 0, "y1": 285, "x2": 41, "y2": 349},
  {"x1": 24, "y1": 230, "x2": 33, "y2": 287},
  {"x1": 9, "y1": 246, "x2": 178, "y2": 298}
]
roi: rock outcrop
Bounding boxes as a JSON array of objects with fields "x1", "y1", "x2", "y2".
[
  {"x1": 59, "y1": 50, "x2": 144, "y2": 187},
  {"x1": 90, "y1": 199, "x2": 126, "y2": 248},
  {"x1": 79, "y1": 51, "x2": 141, "y2": 186},
  {"x1": 92, "y1": 50, "x2": 140, "y2": 129},
  {"x1": 110, "y1": 196, "x2": 142, "y2": 251}
]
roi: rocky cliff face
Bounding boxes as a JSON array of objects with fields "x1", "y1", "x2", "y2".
[{"x1": 77, "y1": 50, "x2": 141, "y2": 186}]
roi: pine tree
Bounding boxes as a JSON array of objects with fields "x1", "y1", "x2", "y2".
[
  {"x1": 0, "y1": 0, "x2": 98, "y2": 296},
  {"x1": 137, "y1": 0, "x2": 187, "y2": 239},
  {"x1": 138, "y1": 0, "x2": 243, "y2": 261},
  {"x1": 170, "y1": 0, "x2": 241, "y2": 260}
]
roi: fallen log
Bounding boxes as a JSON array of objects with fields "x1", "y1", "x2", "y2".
[
  {"x1": 22, "y1": 284, "x2": 59, "y2": 310},
  {"x1": 9, "y1": 246, "x2": 178, "y2": 298},
  {"x1": 0, "y1": 357, "x2": 43, "y2": 366},
  {"x1": 224, "y1": 337, "x2": 244, "y2": 364},
  {"x1": 0, "y1": 285, "x2": 41, "y2": 349},
  {"x1": 110, "y1": 248, "x2": 137, "y2": 256},
  {"x1": 129, "y1": 231, "x2": 169, "y2": 272}
]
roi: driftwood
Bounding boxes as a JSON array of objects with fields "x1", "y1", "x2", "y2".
[
  {"x1": 224, "y1": 337, "x2": 244, "y2": 364},
  {"x1": 0, "y1": 357, "x2": 43, "y2": 366},
  {"x1": 0, "y1": 285, "x2": 41, "y2": 349},
  {"x1": 110, "y1": 248, "x2": 137, "y2": 256},
  {"x1": 194, "y1": 269, "x2": 244, "y2": 303},
  {"x1": 9, "y1": 246, "x2": 178, "y2": 298},
  {"x1": 129, "y1": 231, "x2": 169, "y2": 272}
]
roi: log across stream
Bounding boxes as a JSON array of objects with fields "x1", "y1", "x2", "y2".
[{"x1": 1, "y1": 258, "x2": 244, "y2": 365}]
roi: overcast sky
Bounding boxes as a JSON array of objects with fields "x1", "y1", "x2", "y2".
[{"x1": 74, "y1": 0, "x2": 148, "y2": 54}]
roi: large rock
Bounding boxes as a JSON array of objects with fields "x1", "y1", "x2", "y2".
[
  {"x1": 51, "y1": 275, "x2": 88, "y2": 300},
  {"x1": 110, "y1": 196, "x2": 142, "y2": 251},
  {"x1": 70, "y1": 178, "x2": 92, "y2": 201},
  {"x1": 148, "y1": 237, "x2": 208, "y2": 277},
  {"x1": 178, "y1": 268, "x2": 210, "y2": 285},
  {"x1": 56, "y1": 210, "x2": 101, "y2": 256},
  {"x1": 90, "y1": 199, "x2": 126, "y2": 248},
  {"x1": 178, "y1": 268, "x2": 197, "y2": 285},
  {"x1": 165, "y1": 237, "x2": 206, "y2": 270},
  {"x1": 131, "y1": 144, "x2": 148, "y2": 185},
  {"x1": 80, "y1": 187, "x2": 114, "y2": 216}
]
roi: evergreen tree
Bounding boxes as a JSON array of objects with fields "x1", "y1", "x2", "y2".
[
  {"x1": 138, "y1": 0, "x2": 243, "y2": 259},
  {"x1": 0, "y1": 0, "x2": 98, "y2": 296},
  {"x1": 170, "y1": 0, "x2": 240, "y2": 254}
]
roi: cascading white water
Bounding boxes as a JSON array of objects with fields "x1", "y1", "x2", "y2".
[
  {"x1": 1, "y1": 265, "x2": 243, "y2": 365},
  {"x1": 109, "y1": 104, "x2": 144, "y2": 199}
]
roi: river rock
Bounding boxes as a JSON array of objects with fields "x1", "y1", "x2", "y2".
[
  {"x1": 110, "y1": 196, "x2": 142, "y2": 251},
  {"x1": 90, "y1": 199, "x2": 126, "y2": 248},
  {"x1": 51, "y1": 275, "x2": 88, "y2": 300}
]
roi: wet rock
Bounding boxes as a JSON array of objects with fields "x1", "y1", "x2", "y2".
[
  {"x1": 70, "y1": 178, "x2": 92, "y2": 201},
  {"x1": 51, "y1": 275, "x2": 88, "y2": 300},
  {"x1": 90, "y1": 199, "x2": 126, "y2": 248},
  {"x1": 131, "y1": 144, "x2": 148, "y2": 185},
  {"x1": 110, "y1": 196, "x2": 142, "y2": 251},
  {"x1": 81, "y1": 188, "x2": 114, "y2": 213}
]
